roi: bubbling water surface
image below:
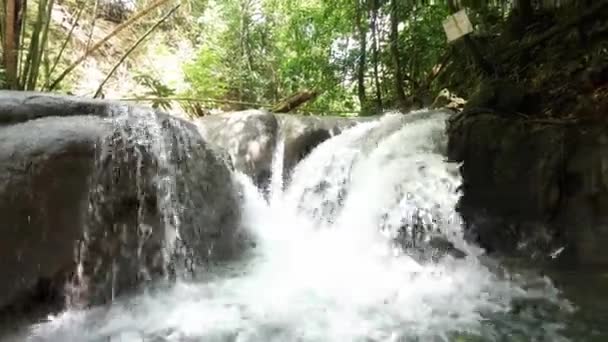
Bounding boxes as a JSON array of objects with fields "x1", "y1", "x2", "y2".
[{"x1": 22, "y1": 111, "x2": 572, "y2": 342}]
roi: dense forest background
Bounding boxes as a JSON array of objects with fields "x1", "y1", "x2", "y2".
[{"x1": 1, "y1": 0, "x2": 606, "y2": 117}]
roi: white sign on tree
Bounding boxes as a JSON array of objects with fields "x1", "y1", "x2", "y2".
[{"x1": 442, "y1": 9, "x2": 473, "y2": 43}]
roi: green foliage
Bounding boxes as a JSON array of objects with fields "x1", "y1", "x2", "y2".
[
  {"x1": 182, "y1": 0, "x2": 459, "y2": 115},
  {"x1": 1, "y1": 0, "x2": 58, "y2": 90},
  {"x1": 398, "y1": 4, "x2": 450, "y2": 84},
  {"x1": 7, "y1": 0, "x2": 580, "y2": 116},
  {"x1": 185, "y1": 3, "x2": 233, "y2": 97},
  {"x1": 184, "y1": 0, "x2": 363, "y2": 114},
  {"x1": 182, "y1": 0, "x2": 590, "y2": 115},
  {"x1": 0, "y1": 67, "x2": 6, "y2": 89},
  {"x1": 184, "y1": 48, "x2": 228, "y2": 100},
  {"x1": 134, "y1": 73, "x2": 176, "y2": 110},
  {"x1": 2, "y1": 0, "x2": 182, "y2": 92}
]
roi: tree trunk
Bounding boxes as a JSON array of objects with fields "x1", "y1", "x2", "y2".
[
  {"x1": 355, "y1": 0, "x2": 367, "y2": 109},
  {"x1": 15, "y1": 0, "x2": 26, "y2": 86},
  {"x1": 516, "y1": 0, "x2": 534, "y2": 26},
  {"x1": 389, "y1": 0, "x2": 407, "y2": 110},
  {"x1": 3, "y1": 0, "x2": 18, "y2": 89},
  {"x1": 370, "y1": 0, "x2": 382, "y2": 111}
]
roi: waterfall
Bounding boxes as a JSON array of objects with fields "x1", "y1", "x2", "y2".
[
  {"x1": 268, "y1": 134, "x2": 285, "y2": 203},
  {"x1": 19, "y1": 110, "x2": 573, "y2": 342},
  {"x1": 68, "y1": 106, "x2": 186, "y2": 307},
  {"x1": 65, "y1": 107, "x2": 241, "y2": 308}
]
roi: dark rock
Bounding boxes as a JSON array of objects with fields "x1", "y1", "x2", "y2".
[
  {"x1": 402, "y1": 235, "x2": 468, "y2": 264},
  {"x1": 0, "y1": 115, "x2": 109, "y2": 311},
  {"x1": 428, "y1": 236, "x2": 467, "y2": 259},
  {"x1": 465, "y1": 79, "x2": 527, "y2": 114},
  {"x1": 0, "y1": 91, "x2": 112, "y2": 125},
  {"x1": 99, "y1": 0, "x2": 135, "y2": 23},
  {"x1": 74, "y1": 109, "x2": 242, "y2": 307},
  {"x1": 448, "y1": 112, "x2": 608, "y2": 265},
  {"x1": 0, "y1": 92, "x2": 243, "y2": 314}
]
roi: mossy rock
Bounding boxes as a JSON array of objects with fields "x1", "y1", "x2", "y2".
[{"x1": 465, "y1": 79, "x2": 527, "y2": 114}]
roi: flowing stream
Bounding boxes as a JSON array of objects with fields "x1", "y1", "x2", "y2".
[{"x1": 9, "y1": 111, "x2": 582, "y2": 341}]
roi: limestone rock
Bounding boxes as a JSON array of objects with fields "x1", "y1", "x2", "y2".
[
  {"x1": 431, "y1": 88, "x2": 466, "y2": 112},
  {"x1": 277, "y1": 114, "x2": 368, "y2": 179},
  {"x1": 0, "y1": 91, "x2": 112, "y2": 124},
  {"x1": 75, "y1": 109, "x2": 242, "y2": 306},
  {"x1": 197, "y1": 110, "x2": 369, "y2": 190},
  {"x1": 0, "y1": 115, "x2": 109, "y2": 312},
  {"x1": 0, "y1": 92, "x2": 243, "y2": 315},
  {"x1": 196, "y1": 110, "x2": 279, "y2": 189}
]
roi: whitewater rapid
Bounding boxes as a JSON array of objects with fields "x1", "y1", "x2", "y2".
[{"x1": 16, "y1": 111, "x2": 572, "y2": 341}]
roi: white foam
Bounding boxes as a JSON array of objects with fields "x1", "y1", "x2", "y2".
[{"x1": 23, "y1": 111, "x2": 571, "y2": 342}]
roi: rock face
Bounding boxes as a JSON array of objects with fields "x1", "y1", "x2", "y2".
[
  {"x1": 197, "y1": 110, "x2": 279, "y2": 189},
  {"x1": 197, "y1": 110, "x2": 367, "y2": 190},
  {"x1": 74, "y1": 109, "x2": 242, "y2": 307},
  {"x1": 0, "y1": 91, "x2": 116, "y2": 124},
  {"x1": 277, "y1": 114, "x2": 366, "y2": 180},
  {"x1": 448, "y1": 112, "x2": 608, "y2": 265},
  {"x1": 0, "y1": 92, "x2": 242, "y2": 315},
  {"x1": 0, "y1": 115, "x2": 109, "y2": 314}
]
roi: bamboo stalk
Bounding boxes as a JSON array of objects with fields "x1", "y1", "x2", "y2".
[
  {"x1": 45, "y1": 0, "x2": 87, "y2": 89},
  {"x1": 17, "y1": 0, "x2": 28, "y2": 87},
  {"x1": 85, "y1": 0, "x2": 99, "y2": 53},
  {"x1": 94, "y1": 4, "x2": 180, "y2": 98},
  {"x1": 0, "y1": 0, "x2": 5, "y2": 49},
  {"x1": 48, "y1": 0, "x2": 172, "y2": 91},
  {"x1": 21, "y1": 0, "x2": 45, "y2": 88},
  {"x1": 4, "y1": 0, "x2": 17, "y2": 88},
  {"x1": 26, "y1": 0, "x2": 55, "y2": 90}
]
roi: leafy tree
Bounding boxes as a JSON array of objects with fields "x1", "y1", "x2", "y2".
[
  {"x1": 1, "y1": 0, "x2": 182, "y2": 91},
  {"x1": 3, "y1": 0, "x2": 600, "y2": 117},
  {"x1": 183, "y1": 0, "x2": 456, "y2": 114}
]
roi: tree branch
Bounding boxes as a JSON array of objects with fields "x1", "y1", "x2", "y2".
[
  {"x1": 47, "y1": 0, "x2": 171, "y2": 91},
  {"x1": 94, "y1": 4, "x2": 181, "y2": 98},
  {"x1": 500, "y1": 0, "x2": 608, "y2": 62}
]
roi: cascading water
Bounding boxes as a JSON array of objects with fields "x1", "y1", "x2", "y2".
[
  {"x1": 70, "y1": 107, "x2": 185, "y2": 306},
  {"x1": 14, "y1": 110, "x2": 574, "y2": 341},
  {"x1": 59, "y1": 106, "x2": 241, "y2": 310}
]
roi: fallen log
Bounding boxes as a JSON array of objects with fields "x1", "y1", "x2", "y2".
[{"x1": 271, "y1": 90, "x2": 319, "y2": 113}]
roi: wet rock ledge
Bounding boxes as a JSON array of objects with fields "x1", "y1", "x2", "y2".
[
  {"x1": 0, "y1": 91, "x2": 242, "y2": 323},
  {"x1": 196, "y1": 109, "x2": 369, "y2": 189},
  {"x1": 0, "y1": 91, "x2": 367, "y2": 327},
  {"x1": 448, "y1": 111, "x2": 608, "y2": 266}
]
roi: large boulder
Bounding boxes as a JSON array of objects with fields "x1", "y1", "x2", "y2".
[
  {"x1": 73, "y1": 109, "x2": 243, "y2": 307},
  {"x1": 277, "y1": 114, "x2": 368, "y2": 180},
  {"x1": 197, "y1": 110, "x2": 368, "y2": 190},
  {"x1": 0, "y1": 91, "x2": 113, "y2": 124},
  {"x1": 196, "y1": 110, "x2": 279, "y2": 189},
  {"x1": 0, "y1": 115, "x2": 109, "y2": 315},
  {"x1": 0, "y1": 92, "x2": 242, "y2": 317},
  {"x1": 448, "y1": 112, "x2": 608, "y2": 265}
]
